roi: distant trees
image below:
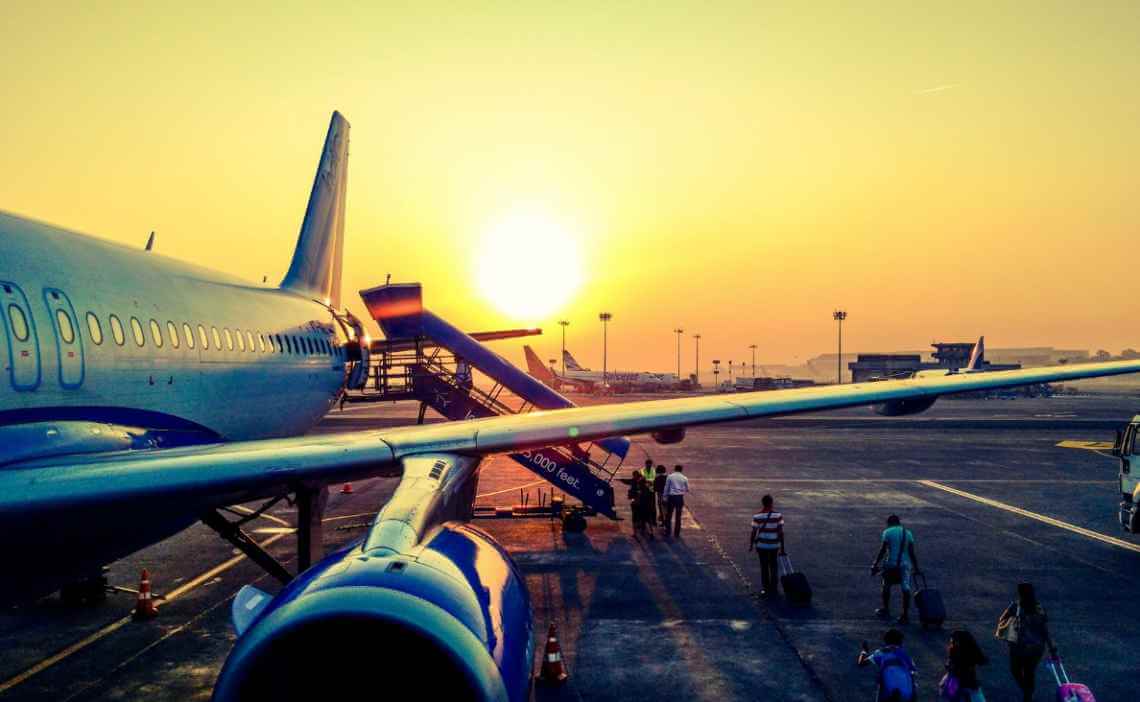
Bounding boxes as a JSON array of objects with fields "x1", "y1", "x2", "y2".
[
  {"x1": 1093, "y1": 349, "x2": 1112, "y2": 362},
  {"x1": 1122, "y1": 348, "x2": 1140, "y2": 360}
]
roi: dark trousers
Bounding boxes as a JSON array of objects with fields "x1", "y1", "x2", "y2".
[
  {"x1": 1009, "y1": 644, "x2": 1044, "y2": 701},
  {"x1": 665, "y1": 495, "x2": 684, "y2": 536},
  {"x1": 756, "y1": 549, "x2": 779, "y2": 594},
  {"x1": 656, "y1": 494, "x2": 667, "y2": 525}
]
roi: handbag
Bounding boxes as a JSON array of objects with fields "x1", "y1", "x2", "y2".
[
  {"x1": 882, "y1": 529, "x2": 906, "y2": 585},
  {"x1": 938, "y1": 672, "x2": 959, "y2": 700}
]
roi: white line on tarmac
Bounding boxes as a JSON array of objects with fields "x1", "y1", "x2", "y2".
[
  {"x1": 692, "y1": 478, "x2": 1112, "y2": 484},
  {"x1": 0, "y1": 533, "x2": 287, "y2": 695},
  {"x1": 917, "y1": 480, "x2": 1140, "y2": 554},
  {"x1": 476, "y1": 480, "x2": 548, "y2": 499}
]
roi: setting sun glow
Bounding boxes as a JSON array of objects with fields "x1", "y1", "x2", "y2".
[{"x1": 474, "y1": 206, "x2": 583, "y2": 321}]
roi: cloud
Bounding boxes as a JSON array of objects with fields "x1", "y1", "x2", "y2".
[{"x1": 913, "y1": 84, "x2": 960, "y2": 95}]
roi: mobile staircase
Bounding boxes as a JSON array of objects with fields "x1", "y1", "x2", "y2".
[{"x1": 349, "y1": 283, "x2": 629, "y2": 519}]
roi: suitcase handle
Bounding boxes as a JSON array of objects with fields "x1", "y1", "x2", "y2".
[
  {"x1": 777, "y1": 554, "x2": 794, "y2": 576},
  {"x1": 1044, "y1": 656, "x2": 1069, "y2": 685},
  {"x1": 912, "y1": 572, "x2": 928, "y2": 590}
]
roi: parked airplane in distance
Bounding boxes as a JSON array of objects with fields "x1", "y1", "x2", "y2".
[
  {"x1": 523, "y1": 345, "x2": 679, "y2": 392},
  {"x1": 5, "y1": 114, "x2": 1140, "y2": 702}
]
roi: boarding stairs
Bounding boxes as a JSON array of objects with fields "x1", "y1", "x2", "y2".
[{"x1": 351, "y1": 330, "x2": 624, "y2": 519}]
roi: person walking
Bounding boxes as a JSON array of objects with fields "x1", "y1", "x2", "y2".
[
  {"x1": 938, "y1": 630, "x2": 988, "y2": 701},
  {"x1": 995, "y1": 583, "x2": 1057, "y2": 702},
  {"x1": 653, "y1": 465, "x2": 668, "y2": 527},
  {"x1": 640, "y1": 459, "x2": 656, "y2": 485},
  {"x1": 749, "y1": 494, "x2": 785, "y2": 597},
  {"x1": 663, "y1": 465, "x2": 689, "y2": 538},
  {"x1": 858, "y1": 628, "x2": 917, "y2": 702},
  {"x1": 627, "y1": 473, "x2": 646, "y2": 535},
  {"x1": 871, "y1": 515, "x2": 921, "y2": 624}
]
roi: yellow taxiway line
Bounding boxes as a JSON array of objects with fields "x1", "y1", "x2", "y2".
[{"x1": 918, "y1": 480, "x2": 1140, "y2": 554}]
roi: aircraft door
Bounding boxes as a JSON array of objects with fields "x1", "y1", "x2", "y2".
[
  {"x1": 42, "y1": 288, "x2": 85, "y2": 389},
  {"x1": 0, "y1": 281, "x2": 41, "y2": 391}
]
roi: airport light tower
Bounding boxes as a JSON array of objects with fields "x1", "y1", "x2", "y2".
[
  {"x1": 674, "y1": 327, "x2": 684, "y2": 379},
  {"x1": 599, "y1": 312, "x2": 612, "y2": 388},
  {"x1": 558, "y1": 320, "x2": 570, "y2": 376},
  {"x1": 693, "y1": 333, "x2": 701, "y2": 387},
  {"x1": 833, "y1": 309, "x2": 848, "y2": 384},
  {"x1": 712, "y1": 359, "x2": 721, "y2": 389},
  {"x1": 749, "y1": 344, "x2": 757, "y2": 378}
]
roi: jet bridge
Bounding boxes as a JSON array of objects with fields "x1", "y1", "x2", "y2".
[{"x1": 351, "y1": 283, "x2": 629, "y2": 519}]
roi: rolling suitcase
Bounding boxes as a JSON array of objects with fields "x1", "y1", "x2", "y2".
[
  {"x1": 778, "y1": 554, "x2": 812, "y2": 606},
  {"x1": 912, "y1": 573, "x2": 945, "y2": 628},
  {"x1": 1046, "y1": 657, "x2": 1096, "y2": 702}
]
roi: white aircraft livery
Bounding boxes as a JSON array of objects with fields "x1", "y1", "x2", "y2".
[{"x1": 4, "y1": 112, "x2": 1140, "y2": 701}]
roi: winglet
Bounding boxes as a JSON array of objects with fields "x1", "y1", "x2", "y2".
[
  {"x1": 966, "y1": 335, "x2": 985, "y2": 371},
  {"x1": 524, "y1": 345, "x2": 556, "y2": 382},
  {"x1": 281, "y1": 111, "x2": 349, "y2": 307}
]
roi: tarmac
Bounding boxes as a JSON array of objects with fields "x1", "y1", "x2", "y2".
[{"x1": 1, "y1": 394, "x2": 1138, "y2": 700}]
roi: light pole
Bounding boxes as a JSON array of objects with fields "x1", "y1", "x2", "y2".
[
  {"x1": 749, "y1": 344, "x2": 757, "y2": 378},
  {"x1": 558, "y1": 320, "x2": 570, "y2": 376},
  {"x1": 712, "y1": 359, "x2": 721, "y2": 389},
  {"x1": 728, "y1": 360, "x2": 734, "y2": 383},
  {"x1": 833, "y1": 309, "x2": 847, "y2": 384},
  {"x1": 693, "y1": 333, "x2": 701, "y2": 387},
  {"x1": 599, "y1": 312, "x2": 612, "y2": 388},
  {"x1": 673, "y1": 327, "x2": 684, "y2": 379}
]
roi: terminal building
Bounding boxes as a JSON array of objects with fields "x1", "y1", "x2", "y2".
[{"x1": 847, "y1": 342, "x2": 1021, "y2": 383}]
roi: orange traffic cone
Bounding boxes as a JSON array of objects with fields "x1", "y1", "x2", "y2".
[
  {"x1": 341, "y1": 483, "x2": 354, "y2": 494},
  {"x1": 133, "y1": 569, "x2": 158, "y2": 620},
  {"x1": 537, "y1": 623, "x2": 568, "y2": 685}
]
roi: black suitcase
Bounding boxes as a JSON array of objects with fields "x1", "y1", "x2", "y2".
[
  {"x1": 913, "y1": 573, "x2": 945, "y2": 628},
  {"x1": 778, "y1": 555, "x2": 812, "y2": 606}
]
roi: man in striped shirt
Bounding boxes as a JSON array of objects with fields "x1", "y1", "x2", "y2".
[{"x1": 750, "y1": 494, "x2": 785, "y2": 597}]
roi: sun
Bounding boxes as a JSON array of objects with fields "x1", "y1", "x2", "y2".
[{"x1": 474, "y1": 206, "x2": 583, "y2": 320}]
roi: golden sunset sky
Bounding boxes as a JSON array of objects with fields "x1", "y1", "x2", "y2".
[{"x1": 2, "y1": 2, "x2": 1137, "y2": 374}]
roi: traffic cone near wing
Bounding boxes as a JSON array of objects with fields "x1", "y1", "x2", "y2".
[
  {"x1": 538, "y1": 623, "x2": 568, "y2": 685},
  {"x1": 133, "y1": 569, "x2": 158, "y2": 620},
  {"x1": 341, "y1": 483, "x2": 353, "y2": 494}
]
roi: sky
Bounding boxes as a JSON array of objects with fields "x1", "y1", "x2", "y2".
[{"x1": 2, "y1": 1, "x2": 1138, "y2": 375}]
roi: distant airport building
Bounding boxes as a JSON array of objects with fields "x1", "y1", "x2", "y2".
[{"x1": 848, "y1": 342, "x2": 1021, "y2": 383}]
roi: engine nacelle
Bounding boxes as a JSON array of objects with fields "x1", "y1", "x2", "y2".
[
  {"x1": 651, "y1": 427, "x2": 687, "y2": 445},
  {"x1": 872, "y1": 396, "x2": 939, "y2": 416},
  {"x1": 213, "y1": 523, "x2": 532, "y2": 702}
]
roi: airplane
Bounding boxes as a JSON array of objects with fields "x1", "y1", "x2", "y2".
[
  {"x1": 871, "y1": 335, "x2": 991, "y2": 415},
  {"x1": 523, "y1": 345, "x2": 680, "y2": 392},
  {"x1": 4, "y1": 113, "x2": 1140, "y2": 701}
]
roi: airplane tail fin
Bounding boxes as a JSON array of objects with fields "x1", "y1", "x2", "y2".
[
  {"x1": 563, "y1": 350, "x2": 584, "y2": 371},
  {"x1": 966, "y1": 335, "x2": 985, "y2": 371},
  {"x1": 281, "y1": 111, "x2": 349, "y2": 308},
  {"x1": 524, "y1": 346, "x2": 556, "y2": 382}
]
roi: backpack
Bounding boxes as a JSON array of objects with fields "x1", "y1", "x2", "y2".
[{"x1": 878, "y1": 649, "x2": 915, "y2": 701}]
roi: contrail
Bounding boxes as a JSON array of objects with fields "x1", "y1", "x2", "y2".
[{"x1": 913, "y1": 83, "x2": 959, "y2": 95}]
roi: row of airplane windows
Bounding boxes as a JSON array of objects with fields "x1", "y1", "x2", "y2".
[{"x1": 5, "y1": 302, "x2": 340, "y2": 358}]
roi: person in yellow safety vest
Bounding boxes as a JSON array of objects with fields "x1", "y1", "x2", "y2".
[{"x1": 640, "y1": 459, "x2": 656, "y2": 484}]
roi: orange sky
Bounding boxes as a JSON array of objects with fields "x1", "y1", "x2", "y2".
[{"x1": 2, "y1": 2, "x2": 1138, "y2": 374}]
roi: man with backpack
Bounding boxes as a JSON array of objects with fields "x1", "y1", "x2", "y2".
[
  {"x1": 871, "y1": 515, "x2": 922, "y2": 624},
  {"x1": 858, "y1": 628, "x2": 917, "y2": 701}
]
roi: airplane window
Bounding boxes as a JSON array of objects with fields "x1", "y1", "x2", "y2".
[
  {"x1": 236, "y1": 329, "x2": 246, "y2": 351},
  {"x1": 86, "y1": 312, "x2": 103, "y2": 345},
  {"x1": 198, "y1": 324, "x2": 209, "y2": 350},
  {"x1": 130, "y1": 317, "x2": 145, "y2": 347},
  {"x1": 56, "y1": 309, "x2": 75, "y2": 344},
  {"x1": 183, "y1": 323, "x2": 195, "y2": 349},
  {"x1": 224, "y1": 328, "x2": 234, "y2": 351},
  {"x1": 149, "y1": 319, "x2": 163, "y2": 348},
  {"x1": 7, "y1": 305, "x2": 29, "y2": 342},
  {"x1": 167, "y1": 321, "x2": 180, "y2": 349},
  {"x1": 257, "y1": 333, "x2": 266, "y2": 352},
  {"x1": 110, "y1": 315, "x2": 125, "y2": 345},
  {"x1": 211, "y1": 326, "x2": 221, "y2": 350}
]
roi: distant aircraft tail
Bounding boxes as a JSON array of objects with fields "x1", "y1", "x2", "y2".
[
  {"x1": 563, "y1": 350, "x2": 585, "y2": 371},
  {"x1": 281, "y1": 111, "x2": 349, "y2": 308},
  {"x1": 523, "y1": 346, "x2": 556, "y2": 382},
  {"x1": 966, "y1": 335, "x2": 985, "y2": 371}
]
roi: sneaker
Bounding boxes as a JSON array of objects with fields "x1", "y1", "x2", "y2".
[{"x1": 875, "y1": 608, "x2": 890, "y2": 618}]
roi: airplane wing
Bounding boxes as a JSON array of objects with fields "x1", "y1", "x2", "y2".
[{"x1": 5, "y1": 359, "x2": 1139, "y2": 516}]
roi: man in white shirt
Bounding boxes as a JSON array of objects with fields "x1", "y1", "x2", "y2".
[{"x1": 663, "y1": 465, "x2": 690, "y2": 538}]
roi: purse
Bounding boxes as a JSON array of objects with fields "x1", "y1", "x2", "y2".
[{"x1": 938, "y1": 672, "x2": 960, "y2": 700}]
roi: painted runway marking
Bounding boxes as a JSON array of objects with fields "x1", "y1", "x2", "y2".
[
  {"x1": 918, "y1": 480, "x2": 1140, "y2": 554},
  {"x1": 0, "y1": 532, "x2": 288, "y2": 695},
  {"x1": 692, "y1": 478, "x2": 1112, "y2": 484},
  {"x1": 476, "y1": 480, "x2": 548, "y2": 499}
]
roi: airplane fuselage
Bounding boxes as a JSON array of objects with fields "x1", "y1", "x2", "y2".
[{"x1": 0, "y1": 212, "x2": 349, "y2": 447}]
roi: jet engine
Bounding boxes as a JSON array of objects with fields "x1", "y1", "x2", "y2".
[
  {"x1": 872, "y1": 396, "x2": 939, "y2": 416},
  {"x1": 652, "y1": 427, "x2": 687, "y2": 444},
  {"x1": 213, "y1": 522, "x2": 533, "y2": 702}
]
